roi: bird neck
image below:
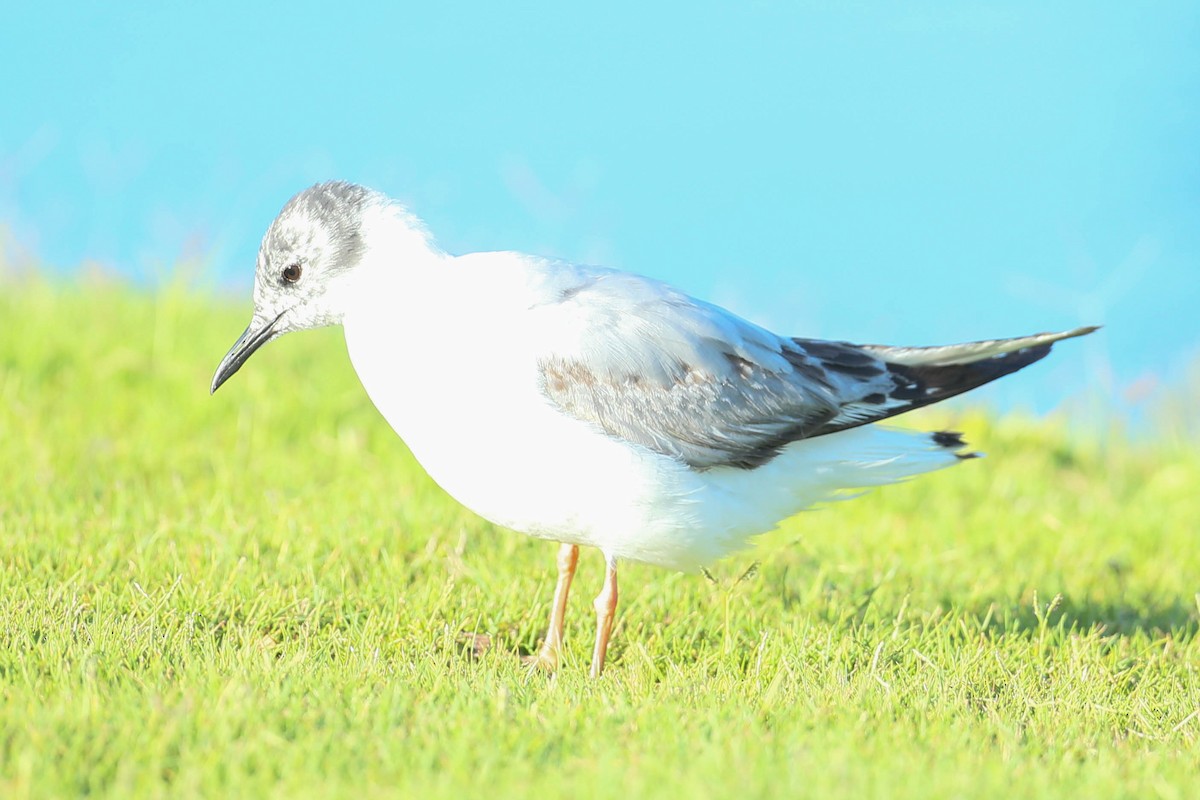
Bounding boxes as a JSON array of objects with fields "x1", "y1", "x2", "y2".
[
  {"x1": 346, "y1": 204, "x2": 453, "y2": 321},
  {"x1": 362, "y1": 201, "x2": 441, "y2": 258}
]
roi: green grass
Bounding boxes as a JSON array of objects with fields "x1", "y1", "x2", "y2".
[{"x1": 2, "y1": 276, "x2": 1198, "y2": 799}]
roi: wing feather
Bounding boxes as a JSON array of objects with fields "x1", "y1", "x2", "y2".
[
  {"x1": 534, "y1": 271, "x2": 887, "y2": 468},
  {"x1": 531, "y1": 264, "x2": 1094, "y2": 470}
]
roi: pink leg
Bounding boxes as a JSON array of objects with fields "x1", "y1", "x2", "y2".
[
  {"x1": 589, "y1": 557, "x2": 619, "y2": 678},
  {"x1": 529, "y1": 543, "x2": 579, "y2": 670}
]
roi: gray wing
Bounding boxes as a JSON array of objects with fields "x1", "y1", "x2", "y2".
[
  {"x1": 533, "y1": 266, "x2": 1096, "y2": 470},
  {"x1": 533, "y1": 269, "x2": 893, "y2": 469}
]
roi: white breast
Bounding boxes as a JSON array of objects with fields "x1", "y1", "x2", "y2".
[
  {"x1": 340, "y1": 258, "x2": 695, "y2": 557},
  {"x1": 338, "y1": 253, "x2": 963, "y2": 572}
]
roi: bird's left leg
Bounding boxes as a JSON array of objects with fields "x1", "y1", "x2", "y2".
[
  {"x1": 589, "y1": 555, "x2": 619, "y2": 678},
  {"x1": 527, "y1": 543, "x2": 579, "y2": 671}
]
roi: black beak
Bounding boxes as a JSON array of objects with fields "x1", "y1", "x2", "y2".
[{"x1": 210, "y1": 310, "x2": 286, "y2": 394}]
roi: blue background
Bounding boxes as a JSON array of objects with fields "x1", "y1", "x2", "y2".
[{"x1": 3, "y1": 2, "x2": 1197, "y2": 410}]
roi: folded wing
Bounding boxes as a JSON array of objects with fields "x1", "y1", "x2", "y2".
[{"x1": 534, "y1": 267, "x2": 1094, "y2": 470}]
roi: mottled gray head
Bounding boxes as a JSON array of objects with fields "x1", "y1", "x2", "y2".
[{"x1": 211, "y1": 181, "x2": 380, "y2": 393}]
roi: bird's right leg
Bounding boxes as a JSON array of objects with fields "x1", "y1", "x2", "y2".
[
  {"x1": 527, "y1": 543, "x2": 579, "y2": 671},
  {"x1": 589, "y1": 556, "x2": 619, "y2": 678}
]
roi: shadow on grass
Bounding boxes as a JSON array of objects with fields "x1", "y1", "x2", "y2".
[
  {"x1": 808, "y1": 583, "x2": 1200, "y2": 641},
  {"x1": 974, "y1": 594, "x2": 1200, "y2": 640},
  {"x1": 766, "y1": 559, "x2": 1200, "y2": 642}
]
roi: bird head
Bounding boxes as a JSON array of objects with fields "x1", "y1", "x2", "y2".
[{"x1": 210, "y1": 181, "x2": 386, "y2": 394}]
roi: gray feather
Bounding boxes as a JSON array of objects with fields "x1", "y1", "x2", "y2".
[
  {"x1": 535, "y1": 272, "x2": 1096, "y2": 470},
  {"x1": 859, "y1": 326, "x2": 1099, "y2": 366}
]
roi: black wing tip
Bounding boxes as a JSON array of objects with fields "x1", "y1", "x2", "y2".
[
  {"x1": 931, "y1": 430, "x2": 966, "y2": 448},
  {"x1": 931, "y1": 430, "x2": 982, "y2": 460}
]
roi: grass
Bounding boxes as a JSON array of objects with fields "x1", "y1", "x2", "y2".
[{"x1": 1, "y1": 275, "x2": 1198, "y2": 798}]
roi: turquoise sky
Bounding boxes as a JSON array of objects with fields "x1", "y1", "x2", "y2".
[{"x1": 3, "y1": 3, "x2": 1197, "y2": 409}]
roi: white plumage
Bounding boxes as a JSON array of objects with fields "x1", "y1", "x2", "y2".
[
  {"x1": 212, "y1": 182, "x2": 1095, "y2": 676},
  {"x1": 343, "y1": 239, "x2": 963, "y2": 571}
]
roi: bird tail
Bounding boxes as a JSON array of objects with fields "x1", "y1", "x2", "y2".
[
  {"x1": 860, "y1": 326, "x2": 1098, "y2": 367},
  {"x1": 859, "y1": 325, "x2": 1098, "y2": 410}
]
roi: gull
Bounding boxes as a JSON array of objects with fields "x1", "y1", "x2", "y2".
[{"x1": 211, "y1": 181, "x2": 1095, "y2": 677}]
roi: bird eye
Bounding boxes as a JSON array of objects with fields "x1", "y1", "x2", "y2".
[{"x1": 281, "y1": 263, "x2": 302, "y2": 284}]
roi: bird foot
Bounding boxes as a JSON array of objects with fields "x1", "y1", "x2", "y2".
[{"x1": 521, "y1": 645, "x2": 561, "y2": 673}]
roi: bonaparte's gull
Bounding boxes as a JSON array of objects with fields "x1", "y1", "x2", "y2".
[{"x1": 212, "y1": 181, "x2": 1095, "y2": 676}]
